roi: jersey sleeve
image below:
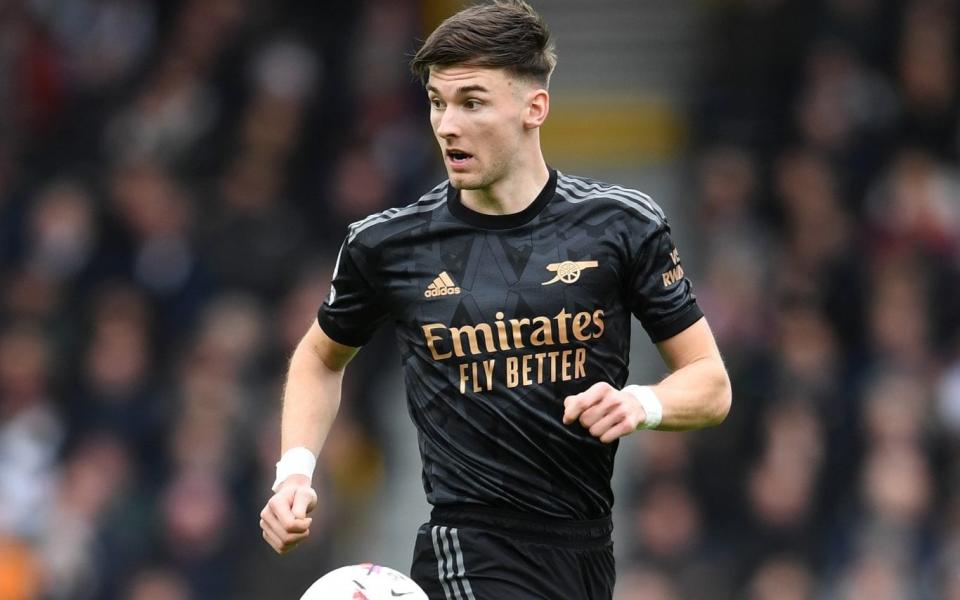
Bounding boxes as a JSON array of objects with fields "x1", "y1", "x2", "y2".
[
  {"x1": 317, "y1": 238, "x2": 389, "y2": 347},
  {"x1": 627, "y1": 225, "x2": 703, "y2": 343}
]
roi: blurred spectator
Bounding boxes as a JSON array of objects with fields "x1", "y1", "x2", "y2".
[
  {"x1": 104, "y1": 59, "x2": 220, "y2": 168},
  {"x1": 896, "y1": 0, "x2": 958, "y2": 157},
  {"x1": 38, "y1": 0, "x2": 157, "y2": 93},
  {"x1": 866, "y1": 150, "x2": 960, "y2": 258},
  {"x1": 124, "y1": 566, "x2": 190, "y2": 600},
  {"x1": 867, "y1": 257, "x2": 932, "y2": 370},
  {"x1": 38, "y1": 432, "x2": 137, "y2": 598},
  {"x1": 0, "y1": 322, "x2": 63, "y2": 540},
  {"x1": 156, "y1": 470, "x2": 235, "y2": 597},
  {"x1": 203, "y1": 154, "x2": 309, "y2": 296},
  {"x1": 614, "y1": 566, "x2": 681, "y2": 600},
  {"x1": 829, "y1": 550, "x2": 912, "y2": 600},
  {"x1": 744, "y1": 556, "x2": 815, "y2": 600},
  {"x1": 24, "y1": 180, "x2": 99, "y2": 284}
]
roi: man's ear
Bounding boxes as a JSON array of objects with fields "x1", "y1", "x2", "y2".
[{"x1": 523, "y1": 88, "x2": 550, "y2": 129}]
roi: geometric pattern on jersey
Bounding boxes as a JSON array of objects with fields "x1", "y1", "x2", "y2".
[{"x1": 318, "y1": 169, "x2": 703, "y2": 519}]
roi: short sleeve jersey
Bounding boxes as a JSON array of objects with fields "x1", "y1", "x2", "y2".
[{"x1": 319, "y1": 170, "x2": 702, "y2": 519}]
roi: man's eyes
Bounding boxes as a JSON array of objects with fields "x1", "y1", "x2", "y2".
[{"x1": 428, "y1": 98, "x2": 482, "y2": 109}]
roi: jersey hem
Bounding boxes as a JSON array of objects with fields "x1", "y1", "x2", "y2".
[
  {"x1": 646, "y1": 302, "x2": 704, "y2": 343},
  {"x1": 316, "y1": 313, "x2": 366, "y2": 348}
]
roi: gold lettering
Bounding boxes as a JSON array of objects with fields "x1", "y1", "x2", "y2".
[
  {"x1": 529, "y1": 317, "x2": 554, "y2": 346},
  {"x1": 535, "y1": 352, "x2": 545, "y2": 382},
  {"x1": 458, "y1": 363, "x2": 469, "y2": 394},
  {"x1": 424, "y1": 306, "x2": 606, "y2": 363},
  {"x1": 548, "y1": 351, "x2": 559, "y2": 381},
  {"x1": 592, "y1": 310, "x2": 605, "y2": 339},
  {"x1": 572, "y1": 312, "x2": 592, "y2": 341},
  {"x1": 494, "y1": 311, "x2": 510, "y2": 351},
  {"x1": 471, "y1": 362, "x2": 482, "y2": 392},
  {"x1": 449, "y1": 324, "x2": 498, "y2": 357},
  {"x1": 506, "y1": 357, "x2": 519, "y2": 388},
  {"x1": 561, "y1": 349, "x2": 573, "y2": 381},
  {"x1": 662, "y1": 265, "x2": 685, "y2": 288},
  {"x1": 422, "y1": 324, "x2": 452, "y2": 360},
  {"x1": 482, "y1": 359, "x2": 495, "y2": 390},
  {"x1": 575, "y1": 348, "x2": 587, "y2": 379},
  {"x1": 521, "y1": 354, "x2": 533, "y2": 385},
  {"x1": 509, "y1": 318, "x2": 530, "y2": 349},
  {"x1": 554, "y1": 309, "x2": 570, "y2": 344}
]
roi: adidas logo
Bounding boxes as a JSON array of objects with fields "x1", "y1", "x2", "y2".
[{"x1": 424, "y1": 271, "x2": 461, "y2": 298}]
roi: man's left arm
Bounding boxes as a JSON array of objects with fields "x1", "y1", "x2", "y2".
[{"x1": 563, "y1": 317, "x2": 731, "y2": 441}]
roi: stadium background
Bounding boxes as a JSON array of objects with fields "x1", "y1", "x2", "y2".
[{"x1": 1, "y1": 0, "x2": 958, "y2": 598}]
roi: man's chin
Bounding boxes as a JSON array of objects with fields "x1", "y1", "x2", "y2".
[{"x1": 447, "y1": 172, "x2": 482, "y2": 189}]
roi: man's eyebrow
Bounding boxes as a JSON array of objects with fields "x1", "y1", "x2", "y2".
[{"x1": 426, "y1": 84, "x2": 490, "y2": 96}]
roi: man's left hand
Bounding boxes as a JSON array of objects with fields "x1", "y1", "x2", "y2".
[{"x1": 563, "y1": 381, "x2": 646, "y2": 443}]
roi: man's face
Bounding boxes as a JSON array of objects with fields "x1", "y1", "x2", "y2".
[{"x1": 426, "y1": 65, "x2": 532, "y2": 190}]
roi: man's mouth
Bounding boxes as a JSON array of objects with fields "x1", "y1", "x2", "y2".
[{"x1": 446, "y1": 149, "x2": 474, "y2": 166}]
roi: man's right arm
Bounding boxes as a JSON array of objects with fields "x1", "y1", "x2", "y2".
[
  {"x1": 281, "y1": 320, "x2": 359, "y2": 460},
  {"x1": 259, "y1": 320, "x2": 359, "y2": 554}
]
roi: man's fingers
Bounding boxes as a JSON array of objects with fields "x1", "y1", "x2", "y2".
[
  {"x1": 262, "y1": 519, "x2": 289, "y2": 550},
  {"x1": 275, "y1": 509, "x2": 312, "y2": 534},
  {"x1": 260, "y1": 514, "x2": 292, "y2": 545},
  {"x1": 262, "y1": 526, "x2": 285, "y2": 553},
  {"x1": 261, "y1": 488, "x2": 314, "y2": 546},
  {"x1": 587, "y1": 409, "x2": 623, "y2": 439},
  {"x1": 575, "y1": 390, "x2": 643, "y2": 443},
  {"x1": 261, "y1": 514, "x2": 311, "y2": 553},
  {"x1": 563, "y1": 382, "x2": 612, "y2": 424},
  {"x1": 599, "y1": 420, "x2": 634, "y2": 444},
  {"x1": 268, "y1": 493, "x2": 306, "y2": 531},
  {"x1": 282, "y1": 529, "x2": 311, "y2": 549},
  {"x1": 291, "y1": 486, "x2": 318, "y2": 519},
  {"x1": 578, "y1": 399, "x2": 615, "y2": 429},
  {"x1": 262, "y1": 512, "x2": 311, "y2": 542},
  {"x1": 263, "y1": 528, "x2": 308, "y2": 554},
  {"x1": 260, "y1": 485, "x2": 318, "y2": 554}
]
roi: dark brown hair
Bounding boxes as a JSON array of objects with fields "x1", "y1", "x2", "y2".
[{"x1": 410, "y1": 0, "x2": 557, "y2": 87}]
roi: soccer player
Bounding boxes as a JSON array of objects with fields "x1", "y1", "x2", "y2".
[{"x1": 259, "y1": 2, "x2": 732, "y2": 598}]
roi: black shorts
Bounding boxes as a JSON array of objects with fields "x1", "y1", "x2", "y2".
[{"x1": 409, "y1": 504, "x2": 615, "y2": 600}]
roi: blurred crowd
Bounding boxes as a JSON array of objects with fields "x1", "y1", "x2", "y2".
[
  {"x1": 0, "y1": 0, "x2": 431, "y2": 598},
  {"x1": 2, "y1": 0, "x2": 960, "y2": 599},
  {"x1": 615, "y1": 1, "x2": 960, "y2": 599}
]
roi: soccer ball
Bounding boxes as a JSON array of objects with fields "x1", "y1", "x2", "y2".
[{"x1": 300, "y1": 563, "x2": 428, "y2": 600}]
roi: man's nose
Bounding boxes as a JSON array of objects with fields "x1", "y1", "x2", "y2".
[{"x1": 435, "y1": 107, "x2": 460, "y2": 139}]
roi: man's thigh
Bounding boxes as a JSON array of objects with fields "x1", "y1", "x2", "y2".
[{"x1": 409, "y1": 522, "x2": 615, "y2": 600}]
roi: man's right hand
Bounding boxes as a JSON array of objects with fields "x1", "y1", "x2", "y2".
[{"x1": 259, "y1": 474, "x2": 318, "y2": 554}]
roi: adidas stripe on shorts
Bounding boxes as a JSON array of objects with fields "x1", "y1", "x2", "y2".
[{"x1": 409, "y1": 504, "x2": 615, "y2": 600}]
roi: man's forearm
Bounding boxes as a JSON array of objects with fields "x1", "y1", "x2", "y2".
[
  {"x1": 650, "y1": 356, "x2": 731, "y2": 431},
  {"x1": 281, "y1": 337, "x2": 346, "y2": 458}
]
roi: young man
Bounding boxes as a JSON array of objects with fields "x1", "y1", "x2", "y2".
[{"x1": 259, "y1": 2, "x2": 731, "y2": 598}]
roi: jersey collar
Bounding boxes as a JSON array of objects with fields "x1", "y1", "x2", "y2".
[{"x1": 446, "y1": 169, "x2": 557, "y2": 230}]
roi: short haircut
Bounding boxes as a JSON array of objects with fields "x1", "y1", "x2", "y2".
[{"x1": 410, "y1": 0, "x2": 557, "y2": 88}]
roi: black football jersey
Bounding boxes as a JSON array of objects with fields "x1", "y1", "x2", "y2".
[{"x1": 318, "y1": 169, "x2": 702, "y2": 519}]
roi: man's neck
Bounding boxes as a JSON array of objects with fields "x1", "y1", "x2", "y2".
[{"x1": 460, "y1": 158, "x2": 550, "y2": 216}]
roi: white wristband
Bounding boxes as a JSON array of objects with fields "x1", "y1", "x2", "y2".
[
  {"x1": 624, "y1": 385, "x2": 663, "y2": 430},
  {"x1": 272, "y1": 447, "x2": 317, "y2": 492}
]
